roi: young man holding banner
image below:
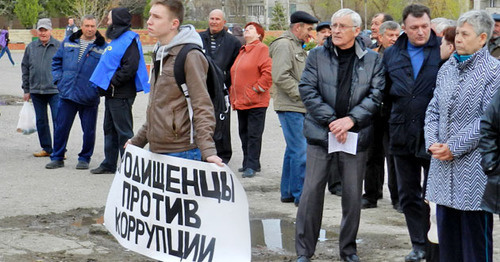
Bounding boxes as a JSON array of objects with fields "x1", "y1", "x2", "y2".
[{"x1": 126, "y1": 0, "x2": 223, "y2": 167}]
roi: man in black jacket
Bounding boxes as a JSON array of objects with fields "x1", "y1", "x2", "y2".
[
  {"x1": 199, "y1": 9, "x2": 241, "y2": 164},
  {"x1": 90, "y1": 7, "x2": 149, "y2": 174},
  {"x1": 383, "y1": 4, "x2": 441, "y2": 262},
  {"x1": 295, "y1": 9, "x2": 384, "y2": 262}
]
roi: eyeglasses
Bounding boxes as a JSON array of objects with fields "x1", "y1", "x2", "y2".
[{"x1": 331, "y1": 23, "x2": 357, "y2": 31}]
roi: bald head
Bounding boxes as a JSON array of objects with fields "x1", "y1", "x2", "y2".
[{"x1": 208, "y1": 9, "x2": 226, "y2": 34}]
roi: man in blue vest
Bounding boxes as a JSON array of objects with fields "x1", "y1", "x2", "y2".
[
  {"x1": 46, "y1": 15, "x2": 107, "y2": 170},
  {"x1": 89, "y1": 7, "x2": 150, "y2": 174}
]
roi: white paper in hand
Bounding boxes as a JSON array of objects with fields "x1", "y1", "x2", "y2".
[{"x1": 328, "y1": 132, "x2": 358, "y2": 155}]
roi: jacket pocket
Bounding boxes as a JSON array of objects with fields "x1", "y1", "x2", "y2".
[
  {"x1": 303, "y1": 116, "x2": 328, "y2": 146},
  {"x1": 243, "y1": 85, "x2": 260, "y2": 106},
  {"x1": 388, "y1": 113, "x2": 406, "y2": 148}
]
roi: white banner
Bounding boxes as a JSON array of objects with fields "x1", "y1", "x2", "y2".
[{"x1": 104, "y1": 145, "x2": 251, "y2": 262}]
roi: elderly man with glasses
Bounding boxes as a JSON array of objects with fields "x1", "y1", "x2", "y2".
[{"x1": 295, "y1": 8, "x2": 385, "y2": 262}]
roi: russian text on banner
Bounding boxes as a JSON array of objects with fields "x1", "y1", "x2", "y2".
[{"x1": 104, "y1": 145, "x2": 251, "y2": 262}]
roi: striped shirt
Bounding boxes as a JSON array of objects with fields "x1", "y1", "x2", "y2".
[{"x1": 79, "y1": 39, "x2": 94, "y2": 61}]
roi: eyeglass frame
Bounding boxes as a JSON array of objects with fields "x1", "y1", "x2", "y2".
[{"x1": 330, "y1": 23, "x2": 358, "y2": 31}]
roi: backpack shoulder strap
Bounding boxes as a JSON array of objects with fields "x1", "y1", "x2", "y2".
[{"x1": 174, "y1": 43, "x2": 204, "y2": 93}]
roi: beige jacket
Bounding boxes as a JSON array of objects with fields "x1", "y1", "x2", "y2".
[
  {"x1": 130, "y1": 44, "x2": 217, "y2": 160},
  {"x1": 269, "y1": 30, "x2": 307, "y2": 113}
]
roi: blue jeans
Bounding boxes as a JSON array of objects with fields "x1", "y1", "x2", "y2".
[
  {"x1": 51, "y1": 99, "x2": 98, "y2": 163},
  {"x1": 99, "y1": 97, "x2": 135, "y2": 171},
  {"x1": 31, "y1": 93, "x2": 60, "y2": 153},
  {"x1": 0, "y1": 46, "x2": 15, "y2": 65},
  {"x1": 277, "y1": 111, "x2": 307, "y2": 204},
  {"x1": 163, "y1": 148, "x2": 201, "y2": 161}
]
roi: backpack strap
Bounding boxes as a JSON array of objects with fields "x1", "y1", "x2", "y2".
[{"x1": 173, "y1": 44, "x2": 203, "y2": 144}]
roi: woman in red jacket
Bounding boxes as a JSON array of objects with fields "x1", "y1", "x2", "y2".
[{"x1": 230, "y1": 22, "x2": 272, "y2": 178}]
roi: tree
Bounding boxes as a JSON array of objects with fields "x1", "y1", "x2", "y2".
[
  {"x1": 119, "y1": 0, "x2": 147, "y2": 15},
  {"x1": 41, "y1": 0, "x2": 74, "y2": 17},
  {"x1": 0, "y1": 0, "x2": 17, "y2": 22},
  {"x1": 15, "y1": 0, "x2": 42, "y2": 28},
  {"x1": 270, "y1": 2, "x2": 287, "y2": 30},
  {"x1": 71, "y1": 0, "x2": 115, "y2": 27}
]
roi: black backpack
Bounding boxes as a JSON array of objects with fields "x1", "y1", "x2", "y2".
[{"x1": 173, "y1": 43, "x2": 230, "y2": 142}]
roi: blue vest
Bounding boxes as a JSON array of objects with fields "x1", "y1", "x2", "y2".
[{"x1": 90, "y1": 30, "x2": 150, "y2": 93}]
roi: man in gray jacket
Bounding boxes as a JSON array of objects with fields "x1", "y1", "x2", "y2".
[
  {"x1": 269, "y1": 11, "x2": 318, "y2": 207},
  {"x1": 295, "y1": 9, "x2": 384, "y2": 262},
  {"x1": 21, "y1": 18, "x2": 60, "y2": 157}
]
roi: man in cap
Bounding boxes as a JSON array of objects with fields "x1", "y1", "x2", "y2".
[
  {"x1": 269, "y1": 11, "x2": 318, "y2": 207},
  {"x1": 22, "y1": 18, "x2": 61, "y2": 158},
  {"x1": 89, "y1": 7, "x2": 150, "y2": 174},
  {"x1": 295, "y1": 8, "x2": 385, "y2": 262},
  {"x1": 45, "y1": 15, "x2": 107, "y2": 170},
  {"x1": 315, "y1": 21, "x2": 331, "y2": 46},
  {"x1": 489, "y1": 13, "x2": 500, "y2": 58},
  {"x1": 199, "y1": 9, "x2": 242, "y2": 164}
]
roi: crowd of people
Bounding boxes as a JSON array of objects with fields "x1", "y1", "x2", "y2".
[{"x1": 10, "y1": 0, "x2": 500, "y2": 261}]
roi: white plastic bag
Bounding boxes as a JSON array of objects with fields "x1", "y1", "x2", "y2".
[{"x1": 16, "y1": 101, "x2": 37, "y2": 135}]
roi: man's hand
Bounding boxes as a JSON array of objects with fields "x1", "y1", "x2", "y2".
[
  {"x1": 23, "y1": 93, "x2": 30, "y2": 101},
  {"x1": 123, "y1": 139, "x2": 132, "y2": 149},
  {"x1": 428, "y1": 143, "x2": 453, "y2": 161},
  {"x1": 329, "y1": 117, "x2": 355, "y2": 144},
  {"x1": 206, "y1": 155, "x2": 224, "y2": 167}
]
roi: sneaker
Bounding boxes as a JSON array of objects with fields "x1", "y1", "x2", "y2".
[
  {"x1": 33, "y1": 150, "x2": 51, "y2": 157},
  {"x1": 242, "y1": 168, "x2": 256, "y2": 178},
  {"x1": 76, "y1": 161, "x2": 89, "y2": 170},
  {"x1": 90, "y1": 166, "x2": 115, "y2": 174},
  {"x1": 405, "y1": 249, "x2": 425, "y2": 262},
  {"x1": 46, "y1": 160, "x2": 64, "y2": 169}
]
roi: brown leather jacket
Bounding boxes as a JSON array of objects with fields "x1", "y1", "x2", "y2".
[{"x1": 130, "y1": 44, "x2": 217, "y2": 160}]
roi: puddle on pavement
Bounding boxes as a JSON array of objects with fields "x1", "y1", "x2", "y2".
[
  {"x1": 72, "y1": 216, "x2": 104, "y2": 227},
  {"x1": 250, "y1": 219, "x2": 338, "y2": 254}
]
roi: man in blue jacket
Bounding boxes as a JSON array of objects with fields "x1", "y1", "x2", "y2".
[
  {"x1": 46, "y1": 15, "x2": 107, "y2": 170},
  {"x1": 383, "y1": 4, "x2": 441, "y2": 262},
  {"x1": 89, "y1": 8, "x2": 149, "y2": 174}
]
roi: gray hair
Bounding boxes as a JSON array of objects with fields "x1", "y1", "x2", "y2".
[
  {"x1": 432, "y1": 17, "x2": 456, "y2": 34},
  {"x1": 82, "y1": 14, "x2": 96, "y2": 21},
  {"x1": 331, "y1": 8, "x2": 362, "y2": 29},
  {"x1": 457, "y1": 10, "x2": 494, "y2": 40},
  {"x1": 210, "y1": 9, "x2": 225, "y2": 20},
  {"x1": 379, "y1": 21, "x2": 401, "y2": 36}
]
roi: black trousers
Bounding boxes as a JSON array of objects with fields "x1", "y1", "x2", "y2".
[
  {"x1": 363, "y1": 119, "x2": 398, "y2": 205},
  {"x1": 237, "y1": 107, "x2": 267, "y2": 170},
  {"x1": 215, "y1": 111, "x2": 232, "y2": 163},
  {"x1": 393, "y1": 154, "x2": 430, "y2": 250},
  {"x1": 99, "y1": 97, "x2": 135, "y2": 170},
  {"x1": 436, "y1": 205, "x2": 492, "y2": 262}
]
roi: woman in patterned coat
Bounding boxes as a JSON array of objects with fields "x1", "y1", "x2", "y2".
[{"x1": 424, "y1": 10, "x2": 500, "y2": 261}]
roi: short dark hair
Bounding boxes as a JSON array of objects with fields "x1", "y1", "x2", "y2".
[
  {"x1": 441, "y1": 26, "x2": 456, "y2": 49},
  {"x1": 402, "y1": 4, "x2": 431, "y2": 23},
  {"x1": 373, "y1": 13, "x2": 394, "y2": 23},
  {"x1": 151, "y1": 0, "x2": 184, "y2": 25}
]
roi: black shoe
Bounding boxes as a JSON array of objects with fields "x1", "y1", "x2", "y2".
[
  {"x1": 342, "y1": 254, "x2": 360, "y2": 262},
  {"x1": 296, "y1": 256, "x2": 311, "y2": 262},
  {"x1": 329, "y1": 184, "x2": 342, "y2": 196},
  {"x1": 238, "y1": 167, "x2": 261, "y2": 172},
  {"x1": 46, "y1": 160, "x2": 64, "y2": 169},
  {"x1": 294, "y1": 200, "x2": 300, "y2": 207},
  {"x1": 90, "y1": 166, "x2": 115, "y2": 174},
  {"x1": 405, "y1": 249, "x2": 425, "y2": 262},
  {"x1": 281, "y1": 197, "x2": 294, "y2": 203},
  {"x1": 361, "y1": 198, "x2": 377, "y2": 209},
  {"x1": 393, "y1": 203, "x2": 403, "y2": 213},
  {"x1": 76, "y1": 161, "x2": 89, "y2": 170},
  {"x1": 242, "y1": 168, "x2": 256, "y2": 178}
]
